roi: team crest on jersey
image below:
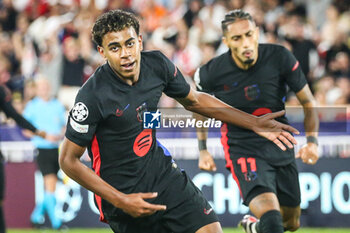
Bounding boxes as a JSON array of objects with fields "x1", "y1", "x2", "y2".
[
  {"x1": 244, "y1": 84, "x2": 260, "y2": 101},
  {"x1": 136, "y1": 102, "x2": 148, "y2": 122},
  {"x1": 72, "y1": 102, "x2": 89, "y2": 122}
]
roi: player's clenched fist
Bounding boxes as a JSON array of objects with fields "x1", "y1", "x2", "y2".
[
  {"x1": 296, "y1": 143, "x2": 319, "y2": 165},
  {"x1": 199, "y1": 150, "x2": 217, "y2": 171}
]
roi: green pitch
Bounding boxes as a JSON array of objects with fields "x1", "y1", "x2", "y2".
[{"x1": 8, "y1": 228, "x2": 350, "y2": 233}]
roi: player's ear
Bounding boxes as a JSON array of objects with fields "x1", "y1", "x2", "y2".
[
  {"x1": 222, "y1": 35, "x2": 228, "y2": 46},
  {"x1": 138, "y1": 34, "x2": 143, "y2": 51},
  {"x1": 255, "y1": 26, "x2": 259, "y2": 40},
  {"x1": 97, "y1": 46, "x2": 106, "y2": 60}
]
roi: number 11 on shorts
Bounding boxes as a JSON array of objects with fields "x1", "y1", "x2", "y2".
[{"x1": 237, "y1": 157, "x2": 258, "y2": 182}]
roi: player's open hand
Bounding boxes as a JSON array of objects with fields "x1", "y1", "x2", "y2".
[
  {"x1": 120, "y1": 192, "x2": 166, "y2": 218},
  {"x1": 199, "y1": 150, "x2": 217, "y2": 171},
  {"x1": 253, "y1": 110, "x2": 299, "y2": 151},
  {"x1": 296, "y1": 143, "x2": 319, "y2": 165}
]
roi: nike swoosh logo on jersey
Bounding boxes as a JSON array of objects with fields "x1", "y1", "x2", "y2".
[
  {"x1": 116, "y1": 104, "x2": 130, "y2": 117},
  {"x1": 204, "y1": 208, "x2": 213, "y2": 215}
]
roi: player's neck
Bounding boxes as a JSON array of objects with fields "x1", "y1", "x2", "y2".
[
  {"x1": 109, "y1": 62, "x2": 141, "y2": 86},
  {"x1": 232, "y1": 54, "x2": 258, "y2": 70},
  {"x1": 121, "y1": 74, "x2": 140, "y2": 86}
]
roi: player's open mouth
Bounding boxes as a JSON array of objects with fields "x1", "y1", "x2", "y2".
[
  {"x1": 121, "y1": 61, "x2": 136, "y2": 70},
  {"x1": 243, "y1": 51, "x2": 253, "y2": 58}
]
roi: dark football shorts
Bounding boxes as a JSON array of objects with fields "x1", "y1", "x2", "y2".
[
  {"x1": 36, "y1": 148, "x2": 60, "y2": 176},
  {"x1": 105, "y1": 169, "x2": 218, "y2": 233},
  {"x1": 228, "y1": 154, "x2": 300, "y2": 207}
]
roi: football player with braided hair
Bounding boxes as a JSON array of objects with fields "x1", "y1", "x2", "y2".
[{"x1": 195, "y1": 9, "x2": 319, "y2": 233}]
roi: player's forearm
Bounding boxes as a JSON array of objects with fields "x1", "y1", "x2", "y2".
[
  {"x1": 184, "y1": 91, "x2": 257, "y2": 131},
  {"x1": 194, "y1": 113, "x2": 208, "y2": 140},
  {"x1": 61, "y1": 158, "x2": 125, "y2": 205},
  {"x1": 194, "y1": 113, "x2": 209, "y2": 151},
  {"x1": 59, "y1": 139, "x2": 126, "y2": 208},
  {"x1": 3, "y1": 101, "x2": 37, "y2": 132},
  {"x1": 303, "y1": 101, "x2": 319, "y2": 138},
  {"x1": 296, "y1": 85, "x2": 319, "y2": 139}
]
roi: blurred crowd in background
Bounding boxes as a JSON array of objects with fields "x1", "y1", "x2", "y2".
[{"x1": 0, "y1": 0, "x2": 349, "y2": 119}]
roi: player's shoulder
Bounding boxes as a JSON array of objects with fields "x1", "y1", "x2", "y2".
[
  {"x1": 76, "y1": 66, "x2": 104, "y2": 100},
  {"x1": 82, "y1": 64, "x2": 107, "y2": 88},
  {"x1": 141, "y1": 50, "x2": 175, "y2": 76},
  {"x1": 259, "y1": 43, "x2": 290, "y2": 56},
  {"x1": 205, "y1": 51, "x2": 229, "y2": 68},
  {"x1": 200, "y1": 50, "x2": 230, "y2": 74},
  {"x1": 141, "y1": 50, "x2": 167, "y2": 62},
  {"x1": 142, "y1": 50, "x2": 163, "y2": 56}
]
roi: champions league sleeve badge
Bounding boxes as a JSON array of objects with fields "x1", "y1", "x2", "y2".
[{"x1": 71, "y1": 102, "x2": 89, "y2": 122}]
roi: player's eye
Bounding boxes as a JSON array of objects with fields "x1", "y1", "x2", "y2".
[
  {"x1": 127, "y1": 41, "x2": 135, "y2": 47},
  {"x1": 246, "y1": 32, "x2": 253, "y2": 37},
  {"x1": 110, "y1": 46, "x2": 119, "y2": 52},
  {"x1": 232, "y1": 36, "x2": 240, "y2": 41}
]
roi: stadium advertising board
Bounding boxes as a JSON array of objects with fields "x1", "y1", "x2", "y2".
[{"x1": 4, "y1": 158, "x2": 350, "y2": 228}]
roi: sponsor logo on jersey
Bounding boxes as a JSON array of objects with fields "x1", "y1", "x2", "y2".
[
  {"x1": 72, "y1": 102, "x2": 89, "y2": 122},
  {"x1": 133, "y1": 129, "x2": 153, "y2": 157},
  {"x1": 116, "y1": 104, "x2": 130, "y2": 117},
  {"x1": 252, "y1": 107, "x2": 272, "y2": 116},
  {"x1": 143, "y1": 110, "x2": 161, "y2": 129}
]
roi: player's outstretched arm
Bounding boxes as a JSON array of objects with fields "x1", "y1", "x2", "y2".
[
  {"x1": 177, "y1": 88, "x2": 299, "y2": 151},
  {"x1": 59, "y1": 138, "x2": 166, "y2": 218}
]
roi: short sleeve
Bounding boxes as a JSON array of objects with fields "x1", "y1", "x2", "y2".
[
  {"x1": 65, "y1": 89, "x2": 102, "y2": 147},
  {"x1": 159, "y1": 52, "x2": 191, "y2": 98},
  {"x1": 193, "y1": 65, "x2": 213, "y2": 93},
  {"x1": 280, "y1": 47, "x2": 307, "y2": 93}
]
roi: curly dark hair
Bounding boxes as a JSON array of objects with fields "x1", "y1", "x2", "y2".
[
  {"x1": 221, "y1": 9, "x2": 254, "y2": 34},
  {"x1": 92, "y1": 10, "x2": 140, "y2": 46}
]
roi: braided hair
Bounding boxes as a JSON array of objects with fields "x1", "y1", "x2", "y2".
[{"x1": 221, "y1": 9, "x2": 254, "y2": 34}]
